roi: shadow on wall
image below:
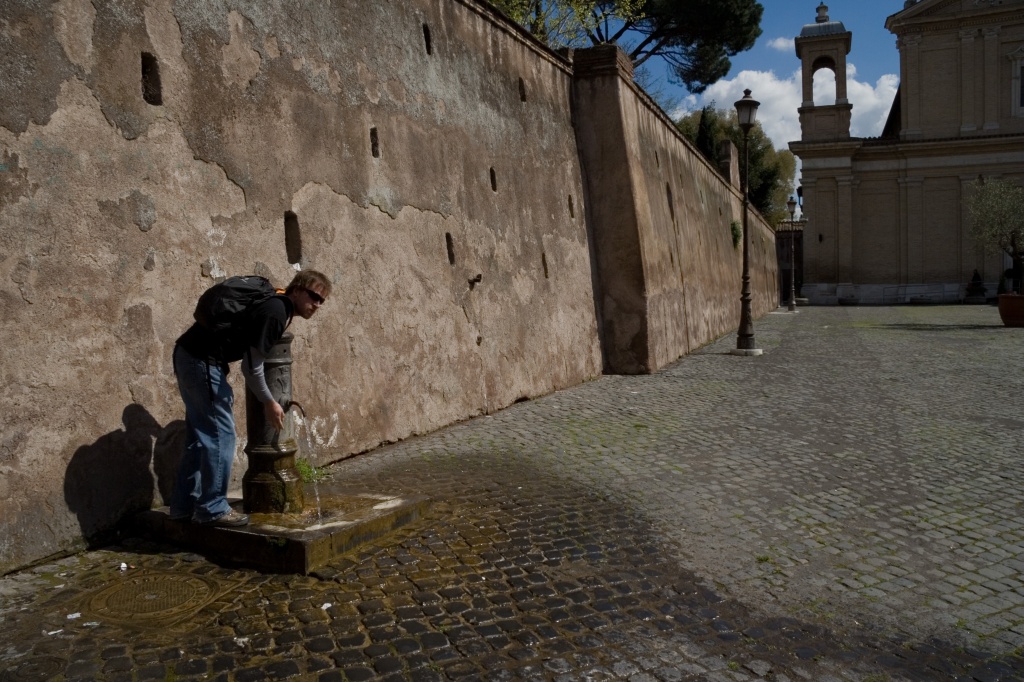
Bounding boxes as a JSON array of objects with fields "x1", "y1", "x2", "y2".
[{"x1": 63, "y1": 404, "x2": 185, "y2": 544}]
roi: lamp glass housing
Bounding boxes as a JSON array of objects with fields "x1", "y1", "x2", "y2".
[{"x1": 734, "y1": 89, "x2": 760, "y2": 133}]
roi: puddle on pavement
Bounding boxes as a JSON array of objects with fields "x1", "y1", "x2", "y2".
[{"x1": 247, "y1": 492, "x2": 384, "y2": 530}]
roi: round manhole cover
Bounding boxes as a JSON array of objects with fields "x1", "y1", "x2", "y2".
[
  {"x1": 84, "y1": 572, "x2": 220, "y2": 627},
  {"x1": 0, "y1": 655, "x2": 65, "y2": 682}
]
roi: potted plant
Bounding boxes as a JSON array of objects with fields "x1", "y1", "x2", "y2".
[{"x1": 967, "y1": 178, "x2": 1024, "y2": 326}]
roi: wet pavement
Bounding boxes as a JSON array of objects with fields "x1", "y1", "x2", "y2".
[{"x1": 3, "y1": 304, "x2": 1024, "y2": 681}]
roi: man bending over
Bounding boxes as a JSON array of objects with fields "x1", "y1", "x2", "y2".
[{"x1": 169, "y1": 270, "x2": 331, "y2": 527}]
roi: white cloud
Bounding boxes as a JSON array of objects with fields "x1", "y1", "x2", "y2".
[
  {"x1": 813, "y1": 69, "x2": 837, "y2": 105},
  {"x1": 673, "y1": 69, "x2": 803, "y2": 152},
  {"x1": 668, "y1": 65, "x2": 899, "y2": 190},
  {"x1": 849, "y1": 73, "x2": 899, "y2": 137},
  {"x1": 671, "y1": 64, "x2": 899, "y2": 151},
  {"x1": 767, "y1": 37, "x2": 793, "y2": 52}
]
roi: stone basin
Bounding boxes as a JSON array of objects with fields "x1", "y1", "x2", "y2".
[{"x1": 136, "y1": 482, "x2": 429, "y2": 574}]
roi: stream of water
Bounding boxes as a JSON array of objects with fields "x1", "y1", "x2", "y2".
[{"x1": 293, "y1": 412, "x2": 323, "y2": 526}]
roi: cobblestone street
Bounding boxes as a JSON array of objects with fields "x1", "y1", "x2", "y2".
[{"x1": 3, "y1": 305, "x2": 1024, "y2": 681}]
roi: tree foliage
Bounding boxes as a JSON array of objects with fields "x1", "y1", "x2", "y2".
[
  {"x1": 967, "y1": 178, "x2": 1024, "y2": 293},
  {"x1": 693, "y1": 103, "x2": 719, "y2": 162},
  {"x1": 491, "y1": 0, "x2": 763, "y2": 94},
  {"x1": 676, "y1": 106, "x2": 796, "y2": 226}
]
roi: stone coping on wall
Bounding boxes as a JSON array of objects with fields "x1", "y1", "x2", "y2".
[
  {"x1": 456, "y1": 3, "x2": 773, "y2": 239},
  {"x1": 455, "y1": 0, "x2": 573, "y2": 73},
  {"x1": 570, "y1": 46, "x2": 772, "y2": 234}
]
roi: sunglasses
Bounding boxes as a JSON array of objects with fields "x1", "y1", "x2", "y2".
[{"x1": 303, "y1": 288, "x2": 325, "y2": 305}]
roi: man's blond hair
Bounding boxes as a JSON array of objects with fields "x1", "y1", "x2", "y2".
[{"x1": 286, "y1": 270, "x2": 333, "y2": 297}]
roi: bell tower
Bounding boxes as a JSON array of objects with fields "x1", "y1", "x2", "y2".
[{"x1": 795, "y1": 3, "x2": 852, "y2": 141}]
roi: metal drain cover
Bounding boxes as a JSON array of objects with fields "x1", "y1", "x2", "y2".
[
  {"x1": 82, "y1": 571, "x2": 233, "y2": 631},
  {"x1": 0, "y1": 655, "x2": 65, "y2": 682}
]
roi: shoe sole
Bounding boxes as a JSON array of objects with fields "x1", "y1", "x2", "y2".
[{"x1": 201, "y1": 513, "x2": 249, "y2": 527}]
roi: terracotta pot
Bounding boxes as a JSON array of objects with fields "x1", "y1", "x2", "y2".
[{"x1": 997, "y1": 293, "x2": 1024, "y2": 327}]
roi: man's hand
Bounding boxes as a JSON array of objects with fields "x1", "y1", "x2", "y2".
[{"x1": 264, "y1": 400, "x2": 285, "y2": 431}]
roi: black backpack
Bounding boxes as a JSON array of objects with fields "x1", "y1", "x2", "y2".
[{"x1": 193, "y1": 275, "x2": 277, "y2": 335}]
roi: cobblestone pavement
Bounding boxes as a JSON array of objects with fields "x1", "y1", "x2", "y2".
[{"x1": 3, "y1": 305, "x2": 1024, "y2": 681}]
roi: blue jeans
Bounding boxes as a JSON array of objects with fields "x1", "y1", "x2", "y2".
[{"x1": 169, "y1": 344, "x2": 236, "y2": 523}]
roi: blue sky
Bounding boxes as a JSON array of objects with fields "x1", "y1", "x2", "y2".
[{"x1": 649, "y1": 1, "x2": 906, "y2": 152}]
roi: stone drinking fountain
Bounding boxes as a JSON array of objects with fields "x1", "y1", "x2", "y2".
[
  {"x1": 242, "y1": 332, "x2": 304, "y2": 514},
  {"x1": 140, "y1": 333, "x2": 429, "y2": 574}
]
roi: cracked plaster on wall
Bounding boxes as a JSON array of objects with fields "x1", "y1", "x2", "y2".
[
  {"x1": 53, "y1": 0, "x2": 96, "y2": 71},
  {"x1": 1, "y1": 0, "x2": 617, "y2": 572},
  {"x1": 144, "y1": 1, "x2": 186, "y2": 91},
  {"x1": 1, "y1": 73, "x2": 247, "y2": 444},
  {"x1": 285, "y1": 182, "x2": 515, "y2": 437},
  {"x1": 291, "y1": 54, "x2": 343, "y2": 96},
  {"x1": 294, "y1": 180, "x2": 452, "y2": 225},
  {"x1": 220, "y1": 10, "x2": 261, "y2": 90}
]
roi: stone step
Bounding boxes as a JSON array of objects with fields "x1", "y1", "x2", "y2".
[{"x1": 135, "y1": 487, "x2": 429, "y2": 574}]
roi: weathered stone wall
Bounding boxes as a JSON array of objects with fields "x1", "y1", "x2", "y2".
[
  {"x1": 0, "y1": 0, "x2": 777, "y2": 572},
  {"x1": 0, "y1": 0, "x2": 602, "y2": 572},
  {"x1": 573, "y1": 47, "x2": 777, "y2": 373}
]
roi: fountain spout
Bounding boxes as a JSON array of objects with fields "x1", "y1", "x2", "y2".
[{"x1": 285, "y1": 399, "x2": 306, "y2": 418}]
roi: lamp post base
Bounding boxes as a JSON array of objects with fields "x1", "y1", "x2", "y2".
[{"x1": 730, "y1": 347, "x2": 763, "y2": 356}]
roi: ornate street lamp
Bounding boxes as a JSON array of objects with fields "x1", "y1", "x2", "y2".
[
  {"x1": 787, "y1": 195, "x2": 798, "y2": 312},
  {"x1": 731, "y1": 89, "x2": 762, "y2": 356}
]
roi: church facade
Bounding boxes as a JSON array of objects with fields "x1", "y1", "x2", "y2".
[{"x1": 790, "y1": 0, "x2": 1024, "y2": 304}]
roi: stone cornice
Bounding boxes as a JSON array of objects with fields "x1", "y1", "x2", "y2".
[
  {"x1": 794, "y1": 31, "x2": 853, "y2": 59},
  {"x1": 860, "y1": 131, "x2": 1024, "y2": 149},
  {"x1": 789, "y1": 139, "x2": 864, "y2": 156},
  {"x1": 888, "y1": 7, "x2": 1024, "y2": 38}
]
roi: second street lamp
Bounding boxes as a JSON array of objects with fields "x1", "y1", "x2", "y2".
[
  {"x1": 731, "y1": 89, "x2": 762, "y2": 357},
  {"x1": 787, "y1": 195, "x2": 798, "y2": 312}
]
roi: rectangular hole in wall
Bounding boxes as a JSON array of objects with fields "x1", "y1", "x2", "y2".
[
  {"x1": 141, "y1": 52, "x2": 162, "y2": 105},
  {"x1": 445, "y1": 232, "x2": 455, "y2": 265},
  {"x1": 423, "y1": 24, "x2": 432, "y2": 55},
  {"x1": 285, "y1": 211, "x2": 302, "y2": 265},
  {"x1": 370, "y1": 127, "x2": 380, "y2": 158}
]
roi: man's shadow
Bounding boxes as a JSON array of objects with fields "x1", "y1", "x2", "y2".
[{"x1": 64, "y1": 404, "x2": 184, "y2": 545}]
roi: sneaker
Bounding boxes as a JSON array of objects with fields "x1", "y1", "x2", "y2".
[{"x1": 202, "y1": 509, "x2": 249, "y2": 527}]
